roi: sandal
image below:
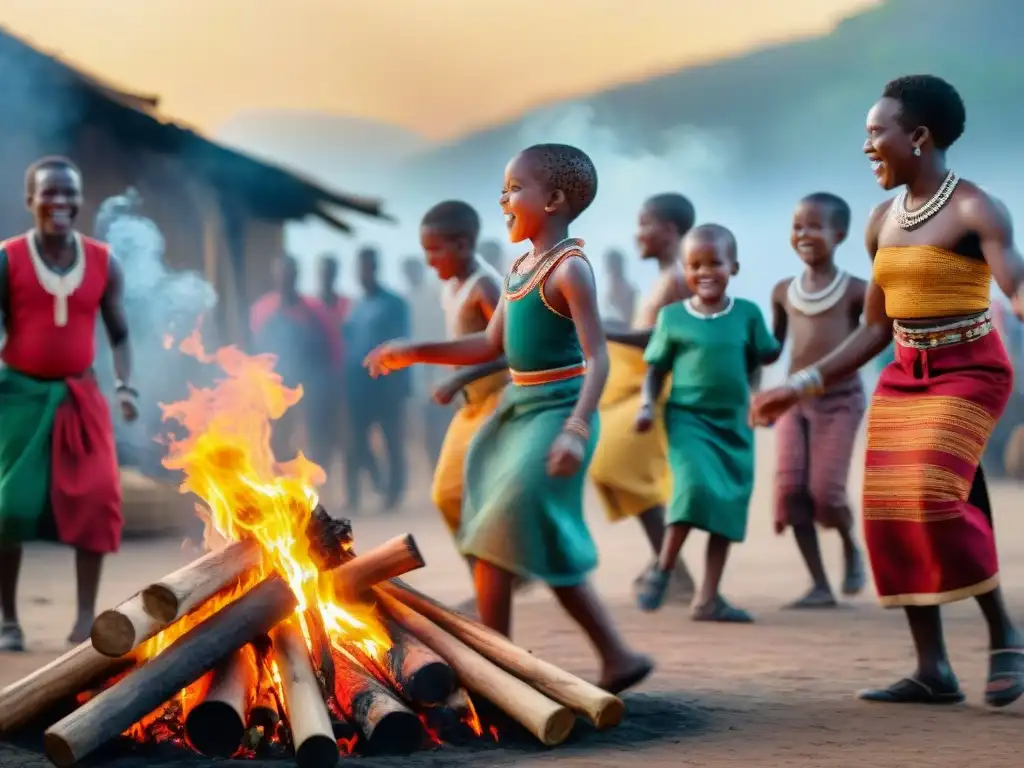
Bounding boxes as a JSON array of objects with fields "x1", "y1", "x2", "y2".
[
  {"x1": 842, "y1": 547, "x2": 867, "y2": 596},
  {"x1": 633, "y1": 559, "x2": 694, "y2": 604},
  {"x1": 636, "y1": 569, "x2": 670, "y2": 613},
  {"x1": 784, "y1": 587, "x2": 838, "y2": 610},
  {"x1": 985, "y1": 649, "x2": 1024, "y2": 708},
  {"x1": 858, "y1": 676, "x2": 965, "y2": 704},
  {"x1": 0, "y1": 623, "x2": 25, "y2": 652},
  {"x1": 691, "y1": 596, "x2": 753, "y2": 623}
]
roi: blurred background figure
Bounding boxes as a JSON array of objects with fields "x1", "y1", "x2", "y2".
[
  {"x1": 402, "y1": 256, "x2": 450, "y2": 468},
  {"x1": 343, "y1": 247, "x2": 411, "y2": 512},
  {"x1": 249, "y1": 255, "x2": 338, "y2": 464},
  {"x1": 602, "y1": 247, "x2": 637, "y2": 329}
]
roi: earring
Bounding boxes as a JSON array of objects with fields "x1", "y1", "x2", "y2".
[{"x1": 913, "y1": 146, "x2": 921, "y2": 157}]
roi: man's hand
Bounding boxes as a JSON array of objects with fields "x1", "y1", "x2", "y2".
[{"x1": 116, "y1": 386, "x2": 139, "y2": 422}]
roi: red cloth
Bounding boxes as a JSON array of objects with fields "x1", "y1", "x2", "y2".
[
  {"x1": 311, "y1": 294, "x2": 350, "y2": 372},
  {"x1": 249, "y1": 292, "x2": 342, "y2": 367},
  {"x1": 863, "y1": 331, "x2": 1011, "y2": 606},
  {"x1": 1, "y1": 233, "x2": 109, "y2": 378},
  {"x1": 50, "y1": 375, "x2": 122, "y2": 554}
]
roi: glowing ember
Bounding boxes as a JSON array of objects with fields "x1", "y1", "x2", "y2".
[
  {"x1": 83, "y1": 332, "x2": 497, "y2": 758},
  {"x1": 121, "y1": 333, "x2": 393, "y2": 750}
]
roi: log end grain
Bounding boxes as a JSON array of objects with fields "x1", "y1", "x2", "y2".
[
  {"x1": 42, "y1": 729, "x2": 77, "y2": 768},
  {"x1": 90, "y1": 610, "x2": 138, "y2": 658},
  {"x1": 362, "y1": 709, "x2": 423, "y2": 755},
  {"x1": 402, "y1": 534, "x2": 425, "y2": 570},
  {"x1": 593, "y1": 697, "x2": 626, "y2": 730},
  {"x1": 295, "y1": 733, "x2": 340, "y2": 768},
  {"x1": 185, "y1": 700, "x2": 246, "y2": 758},
  {"x1": 406, "y1": 660, "x2": 458, "y2": 705},
  {"x1": 539, "y1": 706, "x2": 576, "y2": 747},
  {"x1": 141, "y1": 584, "x2": 179, "y2": 624}
]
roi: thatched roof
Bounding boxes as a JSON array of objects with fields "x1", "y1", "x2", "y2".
[{"x1": 0, "y1": 26, "x2": 393, "y2": 232}]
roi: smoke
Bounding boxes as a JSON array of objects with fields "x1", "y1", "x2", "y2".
[{"x1": 96, "y1": 207, "x2": 218, "y2": 472}]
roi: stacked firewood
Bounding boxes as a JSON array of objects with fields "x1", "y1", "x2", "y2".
[{"x1": 0, "y1": 509, "x2": 625, "y2": 767}]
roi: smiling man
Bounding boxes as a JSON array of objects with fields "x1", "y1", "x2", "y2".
[{"x1": 0, "y1": 156, "x2": 138, "y2": 651}]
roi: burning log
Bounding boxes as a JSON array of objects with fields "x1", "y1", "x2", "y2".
[
  {"x1": 0, "y1": 642, "x2": 134, "y2": 733},
  {"x1": 382, "y1": 619, "x2": 457, "y2": 706},
  {"x1": 90, "y1": 593, "x2": 167, "y2": 659},
  {"x1": 247, "y1": 682, "x2": 280, "y2": 734},
  {"x1": 184, "y1": 645, "x2": 259, "y2": 758},
  {"x1": 422, "y1": 688, "x2": 480, "y2": 745},
  {"x1": 42, "y1": 533, "x2": 425, "y2": 766},
  {"x1": 330, "y1": 534, "x2": 424, "y2": 600},
  {"x1": 43, "y1": 575, "x2": 298, "y2": 768},
  {"x1": 377, "y1": 591, "x2": 575, "y2": 747},
  {"x1": 381, "y1": 580, "x2": 624, "y2": 729},
  {"x1": 141, "y1": 540, "x2": 263, "y2": 624},
  {"x1": 332, "y1": 649, "x2": 423, "y2": 754},
  {"x1": 270, "y1": 620, "x2": 338, "y2": 768}
]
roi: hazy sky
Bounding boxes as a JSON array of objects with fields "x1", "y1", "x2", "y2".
[{"x1": 3, "y1": 0, "x2": 880, "y2": 140}]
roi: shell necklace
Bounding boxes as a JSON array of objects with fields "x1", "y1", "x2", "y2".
[
  {"x1": 787, "y1": 269, "x2": 850, "y2": 316},
  {"x1": 27, "y1": 230, "x2": 85, "y2": 327},
  {"x1": 890, "y1": 171, "x2": 959, "y2": 230},
  {"x1": 684, "y1": 296, "x2": 733, "y2": 320}
]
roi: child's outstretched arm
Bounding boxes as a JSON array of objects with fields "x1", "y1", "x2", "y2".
[
  {"x1": 365, "y1": 300, "x2": 506, "y2": 377},
  {"x1": 430, "y1": 356, "x2": 509, "y2": 405}
]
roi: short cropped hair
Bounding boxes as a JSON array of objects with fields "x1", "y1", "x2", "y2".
[
  {"x1": 800, "y1": 192, "x2": 851, "y2": 238},
  {"x1": 881, "y1": 75, "x2": 966, "y2": 151},
  {"x1": 521, "y1": 143, "x2": 598, "y2": 220},
  {"x1": 686, "y1": 223, "x2": 737, "y2": 262},
  {"x1": 421, "y1": 200, "x2": 481, "y2": 242},
  {"x1": 644, "y1": 193, "x2": 695, "y2": 236},
  {"x1": 25, "y1": 155, "x2": 81, "y2": 195}
]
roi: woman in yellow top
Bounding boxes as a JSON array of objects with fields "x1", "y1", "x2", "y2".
[{"x1": 752, "y1": 75, "x2": 1024, "y2": 708}]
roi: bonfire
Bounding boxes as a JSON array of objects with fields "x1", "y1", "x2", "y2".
[{"x1": 0, "y1": 334, "x2": 624, "y2": 767}]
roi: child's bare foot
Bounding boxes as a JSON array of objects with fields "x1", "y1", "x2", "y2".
[
  {"x1": 598, "y1": 652, "x2": 654, "y2": 694},
  {"x1": 785, "y1": 585, "x2": 837, "y2": 609},
  {"x1": 842, "y1": 547, "x2": 866, "y2": 596},
  {"x1": 0, "y1": 622, "x2": 25, "y2": 652},
  {"x1": 67, "y1": 615, "x2": 94, "y2": 646},
  {"x1": 691, "y1": 596, "x2": 753, "y2": 623}
]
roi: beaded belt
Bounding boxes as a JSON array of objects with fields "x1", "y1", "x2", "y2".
[
  {"x1": 893, "y1": 311, "x2": 994, "y2": 350},
  {"x1": 509, "y1": 362, "x2": 586, "y2": 386}
]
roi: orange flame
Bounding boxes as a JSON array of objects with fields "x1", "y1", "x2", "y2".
[{"x1": 124, "y1": 331, "x2": 391, "y2": 747}]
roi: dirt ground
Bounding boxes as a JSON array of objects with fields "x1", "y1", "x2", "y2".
[{"x1": 2, "y1": 434, "x2": 1023, "y2": 767}]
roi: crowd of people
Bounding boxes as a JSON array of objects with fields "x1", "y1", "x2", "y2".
[{"x1": 0, "y1": 73, "x2": 1022, "y2": 717}]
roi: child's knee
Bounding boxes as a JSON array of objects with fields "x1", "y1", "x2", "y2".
[{"x1": 808, "y1": 483, "x2": 852, "y2": 528}]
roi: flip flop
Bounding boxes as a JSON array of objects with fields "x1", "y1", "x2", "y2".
[
  {"x1": 857, "y1": 677, "x2": 965, "y2": 704},
  {"x1": 842, "y1": 549, "x2": 867, "y2": 596},
  {"x1": 636, "y1": 569, "x2": 670, "y2": 613},
  {"x1": 599, "y1": 654, "x2": 655, "y2": 695},
  {"x1": 692, "y1": 596, "x2": 754, "y2": 623},
  {"x1": 0, "y1": 623, "x2": 24, "y2": 652},
  {"x1": 985, "y1": 649, "x2": 1024, "y2": 708},
  {"x1": 784, "y1": 588, "x2": 838, "y2": 609}
]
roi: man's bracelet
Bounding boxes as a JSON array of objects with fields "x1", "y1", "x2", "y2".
[{"x1": 784, "y1": 367, "x2": 825, "y2": 399}]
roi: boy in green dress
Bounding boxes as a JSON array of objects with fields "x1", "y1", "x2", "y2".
[
  {"x1": 365, "y1": 144, "x2": 652, "y2": 693},
  {"x1": 635, "y1": 224, "x2": 781, "y2": 621}
]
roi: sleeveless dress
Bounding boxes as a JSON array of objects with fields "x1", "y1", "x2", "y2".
[{"x1": 459, "y1": 241, "x2": 599, "y2": 586}]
